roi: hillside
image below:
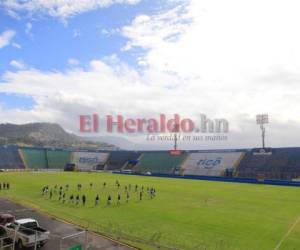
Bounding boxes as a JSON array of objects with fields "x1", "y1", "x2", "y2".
[{"x1": 0, "y1": 123, "x2": 118, "y2": 150}]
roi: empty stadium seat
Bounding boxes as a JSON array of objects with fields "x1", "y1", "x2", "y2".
[
  {"x1": 0, "y1": 146, "x2": 25, "y2": 169},
  {"x1": 105, "y1": 151, "x2": 141, "y2": 170},
  {"x1": 46, "y1": 150, "x2": 70, "y2": 169},
  {"x1": 19, "y1": 148, "x2": 48, "y2": 169},
  {"x1": 237, "y1": 148, "x2": 300, "y2": 180},
  {"x1": 133, "y1": 152, "x2": 186, "y2": 174}
]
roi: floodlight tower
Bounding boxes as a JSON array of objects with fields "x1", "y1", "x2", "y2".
[
  {"x1": 256, "y1": 114, "x2": 269, "y2": 149},
  {"x1": 173, "y1": 123, "x2": 180, "y2": 150}
]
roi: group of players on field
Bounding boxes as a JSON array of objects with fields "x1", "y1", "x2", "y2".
[
  {"x1": 0, "y1": 182, "x2": 10, "y2": 190},
  {"x1": 41, "y1": 180, "x2": 157, "y2": 206}
]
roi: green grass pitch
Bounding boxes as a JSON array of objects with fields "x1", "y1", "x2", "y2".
[{"x1": 1, "y1": 172, "x2": 300, "y2": 250}]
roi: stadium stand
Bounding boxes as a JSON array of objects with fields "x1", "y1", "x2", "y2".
[
  {"x1": 70, "y1": 151, "x2": 109, "y2": 170},
  {"x1": 105, "y1": 151, "x2": 141, "y2": 170},
  {"x1": 0, "y1": 146, "x2": 25, "y2": 169},
  {"x1": 236, "y1": 151, "x2": 270, "y2": 178},
  {"x1": 19, "y1": 148, "x2": 47, "y2": 169},
  {"x1": 2, "y1": 145, "x2": 300, "y2": 180},
  {"x1": 123, "y1": 159, "x2": 140, "y2": 170},
  {"x1": 237, "y1": 148, "x2": 300, "y2": 179},
  {"x1": 46, "y1": 150, "x2": 70, "y2": 169},
  {"x1": 181, "y1": 152, "x2": 244, "y2": 176},
  {"x1": 133, "y1": 152, "x2": 186, "y2": 174}
]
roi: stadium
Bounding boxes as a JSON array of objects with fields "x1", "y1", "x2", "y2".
[
  {"x1": 2, "y1": 145, "x2": 300, "y2": 181},
  {"x1": 1, "y1": 143, "x2": 300, "y2": 249},
  {"x1": 1, "y1": 0, "x2": 300, "y2": 249}
]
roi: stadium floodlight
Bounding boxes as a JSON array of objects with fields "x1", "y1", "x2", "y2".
[
  {"x1": 256, "y1": 114, "x2": 268, "y2": 125},
  {"x1": 172, "y1": 123, "x2": 180, "y2": 150},
  {"x1": 256, "y1": 114, "x2": 269, "y2": 149}
]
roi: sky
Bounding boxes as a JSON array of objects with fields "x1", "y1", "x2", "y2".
[{"x1": 0, "y1": 0, "x2": 300, "y2": 150}]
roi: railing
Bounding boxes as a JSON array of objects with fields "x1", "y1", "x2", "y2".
[{"x1": 0, "y1": 236, "x2": 13, "y2": 250}]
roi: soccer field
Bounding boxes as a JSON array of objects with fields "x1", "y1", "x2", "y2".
[{"x1": 1, "y1": 172, "x2": 300, "y2": 250}]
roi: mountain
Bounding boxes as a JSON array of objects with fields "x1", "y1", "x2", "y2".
[
  {"x1": 82, "y1": 135, "x2": 136, "y2": 150},
  {"x1": 0, "y1": 123, "x2": 118, "y2": 150}
]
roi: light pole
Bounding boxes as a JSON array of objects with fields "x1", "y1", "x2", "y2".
[
  {"x1": 256, "y1": 114, "x2": 269, "y2": 149},
  {"x1": 172, "y1": 123, "x2": 180, "y2": 150}
]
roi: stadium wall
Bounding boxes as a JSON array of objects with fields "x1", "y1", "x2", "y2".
[{"x1": 115, "y1": 172, "x2": 300, "y2": 187}]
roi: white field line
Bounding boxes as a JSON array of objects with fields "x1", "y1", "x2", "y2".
[{"x1": 274, "y1": 214, "x2": 300, "y2": 250}]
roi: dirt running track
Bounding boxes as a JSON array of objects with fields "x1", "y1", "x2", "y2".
[{"x1": 0, "y1": 198, "x2": 134, "y2": 250}]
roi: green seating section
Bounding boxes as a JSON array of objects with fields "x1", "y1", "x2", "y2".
[
  {"x1": 20, "y1": 148, "x2": 47, "y2": 169},
  {"x1": 47, "y1": 150, "x2": 70, "y2": 169},
  {"x1": 134, "y1": 152, "x2": 186, "y2": 174}
]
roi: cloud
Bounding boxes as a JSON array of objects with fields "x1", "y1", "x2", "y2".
[
  {"x1": 73, "y1": 29, "x2": 81, "y2": 38},
  {"x1": 121, "y1": 4, "x2": 192, "y2": 52},
  {"x1": 1, "y1": 0, "x2": 141, "y2": 19},
  {"x1": 0, "y1": 30, "x2": 16, "y2": 49},
  {"x1": 0, "y1": 56, "x2": 300, "y2": 149},
  {"x1": 101, "y1": 27, "x2": 120, "y2": 37},
  {"x1": 9, "y1": 60, "x2": 27, "y2": 70},
  {"x1": 123, "y1": 0, "x2": 300, "y2": 81},
  {"x1": 0, "y1": 58, "x2": 182, "y2": 134},
  {"x1": 121, "y1": 0, "x2": 300, "y2": 120},
  {"x1": 68, "y1": 58, "x2": 80, "y2": 66},
  {"x1": 12, "y1": 42, "x2": 21, "y2": 49},
  {"x1": 5, "y1": 9, "x2": 21, "y2": 20},
  {"x1": 1, "y1": 0, "x2": 300, "y2": 149},
  {"x1": 25, "y1": 22, "x2": 32, "y2": 36}
]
